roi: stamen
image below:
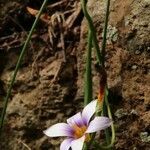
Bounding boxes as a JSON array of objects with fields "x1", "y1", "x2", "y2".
[{"x1": 73, "y1": 125, "x2": 87, "y2": 139}]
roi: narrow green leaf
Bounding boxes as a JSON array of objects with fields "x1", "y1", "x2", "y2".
[{"x1": 0, "y1": 0, "x2": 49, "y2": 134}]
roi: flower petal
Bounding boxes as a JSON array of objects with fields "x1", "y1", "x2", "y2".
[
  {"x1": 71, "y1": 136, "x2": 85, "y2": 150},
  {"x1": 43, "y1": 123, "x2": 73, "y2": 137},
  {"x1": 86, "y1": 117, "x2": 112, "y2": 133},
  {"x1": 60, "y1": 138, "x2": 73, "y2": 150},
  {"x1": 67, "y1": 112, "x2": 84, "y2": 127},
  {"x1": 82, "y1": 100, "x2": 97, "y2": 125}
]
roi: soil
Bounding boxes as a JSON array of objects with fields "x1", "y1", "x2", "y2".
[{"x1": 0, "y1": 0, "x2": 150, "y2": 150}]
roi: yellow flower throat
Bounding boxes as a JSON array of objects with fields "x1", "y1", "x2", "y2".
[{"x1": 73, "y1": 125, "x2": 91, "y2": 141}]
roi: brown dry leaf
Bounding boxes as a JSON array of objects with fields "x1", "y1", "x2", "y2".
[
  {"x1": 26, "y1": 7, "x2": 39, "y2": 16},
  {"x1": 26, "y1": 7, "x2": 51, "y2": 23}
]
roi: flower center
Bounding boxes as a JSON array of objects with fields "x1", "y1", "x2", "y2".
[
  {"x1": 73, "y1": 125, "x2": 91, "y2": 142},
  {"x1": 73, "y1": 125, "x2": 87, "y2": 139}
]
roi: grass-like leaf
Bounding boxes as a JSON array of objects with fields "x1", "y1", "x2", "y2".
[{"x1": 0, "y1": 0, "x2": 49, "y2": 134}]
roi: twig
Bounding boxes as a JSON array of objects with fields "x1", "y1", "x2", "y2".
[
  {"x1": 8, "y1": 15, "x2": 35, "y2": 51},
  {"x1": 8, "y1": 15, "x2": 25, "y2": 32},
  {"x1": 17, "y1": 139, "x2": 31, "y2": 150},
  {"x1": 47, "y1": 0, "x2": 67, "y2": 9}
]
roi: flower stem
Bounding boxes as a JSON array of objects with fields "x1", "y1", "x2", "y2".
[
  {"x1": 103, "y1": 92, "x2": 111, "y2": 145},
  {"x1": 101, "y1": 0, "x2": 110, "y2": 60},
  {"x1": 84, "y1": 31, "x2": 93, "y2": 106},
  {"x1": 0, "y1": 0, "x2": 48, "y2": 135},
  {"x1": 100, "y1": 0, "x2": 115, "y2": 147},
  {"x1": 81, "y1": 0, "x2": 103, "y2": 66},
  {"x1": 105, "y1": 88, "x2": 115, "y2": 146}
]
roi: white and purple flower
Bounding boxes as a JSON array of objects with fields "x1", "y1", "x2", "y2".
[{"x1": 44, "y1": 100, "x2": 112, "y2": 150}]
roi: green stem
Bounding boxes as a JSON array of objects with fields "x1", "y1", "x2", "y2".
[
  {"x1": 0, "y1": 0, "x2": 48, "y2": 134},
  {"x1": 100, "y1": 0, "x2": 112, "y2": 147},
  {"x1": 103, "y1": 91, "x2": 111, "y2": 145},
  {"x1": 95, "y1": 89, "x2": 115, "y2": 149},
  {"x1": 101, "y1": 0, "x2": 110, "y2": 63},
  {"x1": 84, "y1": 31, "x2": 92, "y2": 106},
  {"x1": 105, "y1": 88, "x2": 115, "y2": 146},
  {"x1": 81, "y1": 0, "x2": 103, "y2": 66}
]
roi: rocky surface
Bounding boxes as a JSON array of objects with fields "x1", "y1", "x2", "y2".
[{"x1": 0, "y1": 0, "x2": 150, "y2": 149}]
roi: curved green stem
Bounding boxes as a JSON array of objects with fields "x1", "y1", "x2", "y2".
[
  {"x1": 0, "y1": 0, "x2": 48, "y2": 134},
  {"x1": 81, "y1": 0, "x2": 103, "y2": 66},
  {"x1": 103, "y1": 91, "x2": 111, "y2": 145},
  {"x1": 100, "y1": 0, "x2": 115, "y2": 147},
  {"x1": 105, "y1": 88, "x2": 115, "y2": 146},
  {"x1": 93, "y1": 90, "x2": 115, "y2": 149},
  {"x1": 101, "y1": 0, "x2": 110, "y2": 59},
  {"x1": 84, "y1": 31, "x2": 93, "y2": 106}
]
